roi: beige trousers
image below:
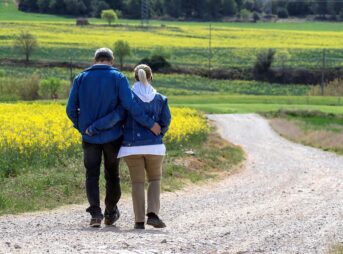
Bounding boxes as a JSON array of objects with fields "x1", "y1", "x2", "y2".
[{"x1": 124, "y1": 155, "x2": 164, "y2": 223}]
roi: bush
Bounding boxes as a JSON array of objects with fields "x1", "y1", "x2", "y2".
[
  {"x1": 309, "y1": 79, "x2": 343, "y2": 96},
  {"x1": 0, "y1": 69, "x2": 5, "y2": 78},
  {"x1": 151, "y1": 47, "x2": 171, "y2": 60},
  {"x1": 76, "y1": 18, "x2": 89, "y2": 26},
  {"x1": 139, "y1": 55, "x2": 171, "y2": 71},
  {"x1": 0, "y1": 75, "x2": 40, "y2": 101},
  {"x1": 58, "y1": 81, "x2": 72, "y2": 100},
  {"x1": 277, "y1": 8, "x2": 289, "y2": 18},
  {"x1": 39, "y1": 78, "x2": 64, "y2": 99},
  {"x1": 254, "y1": 49, "x2": 276, "y2": 78},
  {"x1": 20, "y1": 75, "x2": 40, "y2": 101},
  {"x1": 275, "y1": 49, "x2": 291, "y2": 68}
]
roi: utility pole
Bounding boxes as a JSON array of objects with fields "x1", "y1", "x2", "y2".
[
  {"x1": 141, "y1": 0, "x2": 149, "y2": 27},
  {"x1": 208, "y1": 24, "x2": 212, "y2": 79},
  {"x1": 69, "y1": 57, "x2": 73, "y2": 84},
  {"x1": 320, "y1": 49, "x2": 326, "y2": 96}
]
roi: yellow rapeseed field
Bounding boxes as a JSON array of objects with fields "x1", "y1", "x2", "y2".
[
  {"x1": 0, "y1": 104, "x2": 208, "y2": 156},
  {"x1": 1, "y1": 22, "x2": 343, "y2": 49}
]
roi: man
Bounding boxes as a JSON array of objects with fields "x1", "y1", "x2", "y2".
[{"x1": 66, "y1": 48, "x2": 161, "y2": 227}]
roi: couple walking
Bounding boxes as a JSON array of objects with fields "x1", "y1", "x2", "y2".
[{"x1": 66, "y1": 48, "x2": 171, "y2": 230}]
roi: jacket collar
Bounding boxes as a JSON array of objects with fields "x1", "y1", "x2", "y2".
[{"x1": 84, "y1": 64, "x2": 118, "y2": 72}]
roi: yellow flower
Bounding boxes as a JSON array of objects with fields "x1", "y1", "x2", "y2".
[{"x1": 0, "y1": 104, "x2": 208, "y2": 159}]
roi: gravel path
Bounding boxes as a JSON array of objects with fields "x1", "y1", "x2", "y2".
[{"x1": 1, "y1": 114, "x2": 342, "y2": 254}]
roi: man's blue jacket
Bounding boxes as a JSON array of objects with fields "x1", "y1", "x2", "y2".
[
  {"x1": 66, "y1": 65, "x2": 155, "y2": 144},
  {"x1": 87, "y1": 93, "x2": 171, "y2": 147}
]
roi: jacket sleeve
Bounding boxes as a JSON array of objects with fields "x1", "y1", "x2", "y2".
[
  {"x1": 118, "y1": 76, "x2": 155, "y2": 129},
  {"x1": 160, "y1": 98, "x2": 171, "y2": 136},
  {"x1": 86, "y1": 106, "x2": 127, "y2": 136},
  {"x1": 66, "y1": 76, "x2": 80, "y2": 131}
]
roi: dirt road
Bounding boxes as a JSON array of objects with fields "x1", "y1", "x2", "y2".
[{"x1": 1, "y1": 114, "x2": 342, "y2": 254}]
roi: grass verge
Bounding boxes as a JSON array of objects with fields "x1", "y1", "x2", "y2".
[
  {"x1": 0, "y1": 128, "x2": 244, "y2": 215},
  {"x1": 169, "y1": 95, "x2": 343, "y2": 114},
  {"x1": 265, "y1": 110, "x2": 343, "y2": 155},
  {"x1": 330, "y1": 245, "x2": 343, "y2": 254}
]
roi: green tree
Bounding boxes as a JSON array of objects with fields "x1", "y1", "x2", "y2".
[
  {"x1": 14, "y1": 31, "x2": 38, "y2": 62},
  {"x1": 254, "y1": 48, "x2": 276, "y2": 75},
  {"x1": 126, "y1": 0, "x2": 141, "y2": 18},
  {"x1": 164, "y1": 0, "x2": 182, "y2": 18},
  {"x1": 91, "y1": 0, "x2": 109, "y2": 17},
  {"x1": 287, "y1": 0, "x2": 311, "y2": 16},
  {"x1": 243, "y1": 0, "x2": 255, "y2": 11},
  {"x1": 113, "y1": 40, "x2": 131, "y2": 70},
  {"x1": 207, "y1": 0, "x2": 221, "y2": 19},
  {"x1": 314, "y1": 0, "x2": 328, "y2": 17},
  {"x1": 328, "y1": 0, "x2": 343, "y2": 15},
  {"x1": 194, "y1": 0, "x2": 206, "y2": 18},
  {"x1": 151, "y1": 46, "x2": 171, "y2": 59},
  {"x1": 239, "y1": 9, "x2": 251, "y2": 21},
  {"x1": 277, "y1": 7, "x2": 289, "y2": 18},
  {"x1": 63, "y1": 0, "x2": 87, "y2": 15},
  {"x1": 18, "y1": 0, "x2": 38, "y2": 12},
  {"x1": 253, "y1": 12, "x2": 260, "y2": 23},
  {"x1": 37, "y1": 0, "x2": 50, "y2": 12},
  {"x1": 101, "y1": 9, "x2": 118, "y2": 25},
  {"x1": 222, "y1": 0, "x2": 237, "y2": 16}
]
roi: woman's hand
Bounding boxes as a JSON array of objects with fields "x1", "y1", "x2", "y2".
[{"x1": 150, "y1": 122, "x2": 161, "y2": 136}]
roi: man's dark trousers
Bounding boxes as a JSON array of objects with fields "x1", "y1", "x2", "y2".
[{"x1": 82, "y1": 137, "x2": 122, "y2": 218}]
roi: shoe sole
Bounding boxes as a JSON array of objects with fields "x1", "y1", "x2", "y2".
[
  {"x1": 104, "y1": 214, "x2": 120, "y2": 226},
  {"x1": 90, "y1": 223, "x2": 101, "y2": 228},
  {"x1": 146, "y1": 222, "x2": 166, "y2": 228}
]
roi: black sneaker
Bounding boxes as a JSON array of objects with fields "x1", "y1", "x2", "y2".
[
  {"x1": 90, "y1": 217, "x2": 102, "y2": 228},
  {"x1": 104, "y1": 207, "x2": 120, "y2": 226},
  {"x1": 134, "y1": 222, "x2": 145, "y2": 230},
  {"x1": 146, "y1": 213, "x2": 166, "y2": 228}
]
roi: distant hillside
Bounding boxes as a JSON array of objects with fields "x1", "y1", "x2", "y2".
[{"x1": 16, "y1": 0, "x2": 343, "y2": 21}]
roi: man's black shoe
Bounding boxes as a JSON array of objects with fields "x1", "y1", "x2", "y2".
[
  {"x1": 104, "y1": 207, "x2": 120, "y2": 226},
  {"x1": 134, "y1": 222, "x2": 145, "y2": 230},
  {"x1": 146, "y1": 213, "x2": 166, "y2": 228},
  {"x1": 90, "y1": 218, "x2": 102, "y2": 228}
]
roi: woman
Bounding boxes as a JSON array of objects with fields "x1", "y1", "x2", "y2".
[{"x1": 87, "y1": 64, "x2": 171, "y2": 229}]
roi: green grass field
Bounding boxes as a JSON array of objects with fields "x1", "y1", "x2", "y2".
[
  {"x1": 3, "y1": 0, "x2": 343, "y2": 32},
  {"x1": 32, "y1": 95, "x2": 343, "y2": 115},
  {"x1": 267, "y1": 110, "x2": 343, "y2": 155},
  {"x1": 1, "y1": 0, "x2": 343, "y2": 115},
  {"x1": 169, "y1": 95, "x2": 343, "y2": 114},
  {"x1": 0, "y1": 65, "x2": 311, "y2": 97},
  {"x1": 1, "y1": 0, "x2": 343, "y2": 69}
]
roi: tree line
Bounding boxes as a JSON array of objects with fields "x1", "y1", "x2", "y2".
[{"x1": 18, "y1": 0, "x2": 343, "y2": 20}]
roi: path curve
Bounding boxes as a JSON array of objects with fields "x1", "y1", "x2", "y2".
[{"x1": 1, "y1": 114, "x2": 342, "y2": 254}]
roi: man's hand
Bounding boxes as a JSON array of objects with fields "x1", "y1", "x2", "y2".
[
  {"x1": 85, "y1": 128, "x2": 93, "y2": 136},
  {"x1": 150, "y1": 122, "x2": 161, "y2": 136}
]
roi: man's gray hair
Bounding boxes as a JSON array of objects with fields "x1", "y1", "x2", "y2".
[{"x1": 94, "y1": 48, "x2": 114, "y2": 62}]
